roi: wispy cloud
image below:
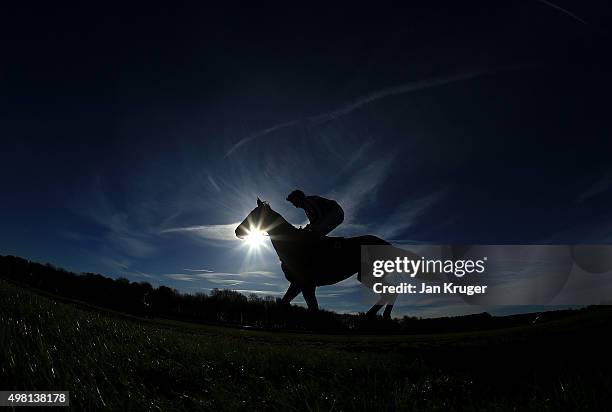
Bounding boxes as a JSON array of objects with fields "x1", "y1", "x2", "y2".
[
  {"x1": 338, "y1": 138, "x2": 377, "y2": 174},
  {"x1": 225, "y1": 65, "x2": 531, "y2": 157},
  {"x1": 576, "y1": 170, "x2": 612, "y2": 203},
  {"x1": 74, "y1": 176, "x2": 159, "y2": 258},
  {"x1": 99, "y1": 256, "x2": 156, "y2": 280},
  {"x1": 325, "y1": 153, "x2": 446, "y2": 240},
  {"x1": 232, "y1": 289, "x2": 280, "y2": 296},
  {"x1": 207, "y1": 278, "x2": 245, "y2": 286},
  {"x1": 160, "y1": 266, "x2": 287, "y2": 297},
  {"x1": 194, "y1": 272, "x2": 244, "y2": 278},
  {"x1": 166, "y1": 274, "x2": 196, "y2": 282},
  {"x1": 328, "y1": 154, "x2": 397, "y2": 225},
  {"x1": 109, "y1": 234, "x2": 157, "y2": 258},
  {"x1": 535, "y1": 0, "x2": 587, "y2": 25},
  {"x1": 160, "y1": 222, "x2": 239, "y2": 241},
  {"x1": 538, "y1": 215, "x2": 612, "y2": 243},
  {"x1": 240, "y1": 270, "x2": 276, "y2": 277},
  {"x1": 208, "y1": 174, "x2": 222, "y2": 192},
  {"x1": 378, "y1": 189, "x2": 447, "y2": 240}
]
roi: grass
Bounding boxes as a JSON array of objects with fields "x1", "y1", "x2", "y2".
[{"x1": 1, "y1": 278, "x2": 611, "y2": 411}]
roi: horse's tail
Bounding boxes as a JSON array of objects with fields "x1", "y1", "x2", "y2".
[{"x1": 355, "y1": 235, "x2": 391, "y2": 283}]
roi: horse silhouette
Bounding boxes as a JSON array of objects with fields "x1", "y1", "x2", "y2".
[{"x1": 235, "y1": 198, "x2": 400, "y2": 319}]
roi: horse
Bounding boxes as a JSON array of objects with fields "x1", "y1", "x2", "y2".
[{"x1": 235, "y1": 197, "x2": 399, "y2": 319}]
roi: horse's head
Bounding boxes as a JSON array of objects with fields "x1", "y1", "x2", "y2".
[{"x1": 235, "y1": 198, "x2": 274, "y2": 239}]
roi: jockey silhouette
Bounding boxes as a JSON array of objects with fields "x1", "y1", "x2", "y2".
[{"x1": 286, "y1": 190, "x2": 344, "y2": 236}]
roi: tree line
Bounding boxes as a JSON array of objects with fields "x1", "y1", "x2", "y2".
[{"x1": 0, "y1": 254, "x2": 577, "y2": 333}]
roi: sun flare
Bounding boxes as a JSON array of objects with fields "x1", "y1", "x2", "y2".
[{"x1": 244, "y1": 227, "x2": 266, "y2": 248}]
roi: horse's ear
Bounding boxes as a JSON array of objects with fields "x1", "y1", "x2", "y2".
[{"x1": 257, "y1": 197, "x2": 263, "y2": 207}]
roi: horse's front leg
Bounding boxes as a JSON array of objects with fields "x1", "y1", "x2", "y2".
[
  {"x1": 281, "y1": 283, "x2": 301, "y2": 305},
  {"x1": 302, "y1": 286, "x2": 319, "y2": 312}
]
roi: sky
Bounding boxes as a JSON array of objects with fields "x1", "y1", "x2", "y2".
[{"x1": 2, "y1": 2, "x2": 612, "y2": 317}]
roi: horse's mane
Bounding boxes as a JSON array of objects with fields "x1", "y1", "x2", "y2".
[{"x1": 261, "y1": 203, "x2": 300, "y2": 233}]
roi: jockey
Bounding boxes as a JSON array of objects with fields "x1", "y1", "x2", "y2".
[{"x1": 286, "y1": 189, "x2": 344, "y2": 236}]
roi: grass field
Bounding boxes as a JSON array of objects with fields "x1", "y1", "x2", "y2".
[{"x1": 1, "y1": 279, "x2": 611, "y2": 411}]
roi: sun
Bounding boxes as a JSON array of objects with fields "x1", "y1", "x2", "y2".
[{"x1": 244, "y1": 227, "x2": 266, "y2": 249}]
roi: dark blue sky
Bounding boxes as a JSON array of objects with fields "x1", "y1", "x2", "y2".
[{"x1": 2, "y1": 2, "x2": 611, "y2": 316}]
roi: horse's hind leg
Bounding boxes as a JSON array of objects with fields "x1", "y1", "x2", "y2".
[
  {"x1": 382, "y1": 300, "x2": 395, "y2": 319},
  {"x1": 302, "y1": 286, "x2": 319, "y2": 312},
  {"x1": 281, "y1": 283, "x2": 301, "y2": 305},
  {"x1": 382, "y1": 305, "x2": 393, "y2": 319}
]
